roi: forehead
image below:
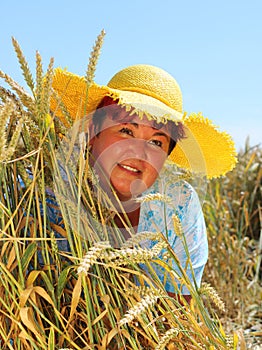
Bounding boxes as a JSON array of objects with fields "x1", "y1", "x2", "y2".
[{"x1": 99, "y1": 104, "x2": 172, "y2": 134}]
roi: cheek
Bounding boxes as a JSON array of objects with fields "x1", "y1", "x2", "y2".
[
  {"x1": 145, "y1": 164, "x2": 161, "y2": 184},
  {"x1": 146, "y1": 151, "x2": 167, "y2": 172},
  {"x1": 91, "y1": 138, "x2": 123, "y2": 173}
]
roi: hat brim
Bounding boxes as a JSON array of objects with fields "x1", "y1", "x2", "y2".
[
  {"x1": 51, "y1": 68, "x2": 237, "y2": 179},
  {"x1": 170, "y1": 113, "x2": 237, "y2": 179}
]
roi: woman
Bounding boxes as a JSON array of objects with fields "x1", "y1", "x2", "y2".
[
  {"x1": 88, "y1": 95, "x2": 185, "y2": 231},
  {"x1": 51, "y1": 64, "x2": 237, "y2": 298}
]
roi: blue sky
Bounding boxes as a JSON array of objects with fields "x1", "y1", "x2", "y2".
[{"x1": 1, "y1": 0, "x2": 261, "y2": 150}]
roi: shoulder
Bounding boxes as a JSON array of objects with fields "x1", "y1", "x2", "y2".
[
  {"x1": 139, "y1": 163, "x2": 201, "y2": 225},
  {"x1": 152, "y1": 162, "x2": 197, "y2": 206}
]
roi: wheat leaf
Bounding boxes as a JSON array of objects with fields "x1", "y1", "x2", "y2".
[
  {"x1": 56, "y1": 266, "x2": 72, "y2": 301},
  {"x1": 20, "y1": 307, "x2": 45, "y2": 343},
  {"x1": 68, "y1": 275, "x2": 82, "y2": 324},
  {"x1": 21, "y1": 242, "x2": 37, "y2": 272},
  {"x1": 48, "y1": 326, "x2": 55, "y2": 350}
]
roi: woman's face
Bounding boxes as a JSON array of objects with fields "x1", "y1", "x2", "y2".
[{"x1": 90, "y1": 107, "x2": 171, "y2": 201}]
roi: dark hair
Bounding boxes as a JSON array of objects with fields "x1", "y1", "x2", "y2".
[{"x1": 92, "y1": 96, "x2": 186, "y2": 155}]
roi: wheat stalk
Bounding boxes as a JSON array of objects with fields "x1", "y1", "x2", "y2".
[{"x1": 50, "y1": 88, "x2": 73, "y2": 128}]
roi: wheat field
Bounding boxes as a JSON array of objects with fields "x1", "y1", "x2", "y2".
[{"x1": 0, "y1": 35, "x2": 261, "y2": 349}]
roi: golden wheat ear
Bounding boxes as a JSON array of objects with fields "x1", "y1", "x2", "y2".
[
  {"x1": 85, "y1": 28, "x2": 106, "y2": 88},
  {"x1": 12, "y1": 37, "x2": 35, "y2": 93},
  {"x1": 81, "y1": 29, "x2": 106, "y2": 118}
]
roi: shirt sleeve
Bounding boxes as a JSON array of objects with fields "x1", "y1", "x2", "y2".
[{"x1": 164, "y1": 182, "x2": 208, "y2": 294}]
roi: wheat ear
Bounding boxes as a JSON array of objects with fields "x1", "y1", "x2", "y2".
[
  {"x1": 0, "y1": 69, "x2": 35, "y2": 114},
  {"x1": 85, "y1": 29, "x2": 106, "y2": 87},
  {"x1": 119, "y1": 290, "x2": 159, "y2": 326},
  {"x1": 199, "y1": 282, "x2": 225, "y2": 312},
  {"x1": 155, "y1": 328, "x2": 180, "y2": 350},
  {"x1": 12, "y1": 37, "x2": 35, "y2": 93},
  {"x1": 0, "y1": 102, "x2": 12, "y2": 161}
]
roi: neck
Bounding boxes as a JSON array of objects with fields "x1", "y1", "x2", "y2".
[{"x1": 114, "y1": 206, "x2": 140, "y2": 239}]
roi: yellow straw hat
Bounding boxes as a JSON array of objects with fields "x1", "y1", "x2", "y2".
[{"x1": 50, "y1": 64, "x2": 237, "y2": 179}]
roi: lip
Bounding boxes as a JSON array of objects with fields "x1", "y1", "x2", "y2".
[{"x1": 117, "y1": 163, "x2": 142, "y2": 174}]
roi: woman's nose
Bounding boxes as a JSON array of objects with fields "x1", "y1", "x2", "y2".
[{"x1": 123, "y1": 138, "x2": 148, "y2": 160}]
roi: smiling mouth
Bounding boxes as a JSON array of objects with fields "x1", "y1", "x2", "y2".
[{"x1": 118, "y1": 163, "x2": 141, "y2": 173}]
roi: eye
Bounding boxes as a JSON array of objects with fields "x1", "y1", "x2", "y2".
[
  {"x1": 119, "y1": 127, "x2": 134, "y2": 136},
  {"x1": 148, "y1": 140, "x2": 163, "y2": 148},
  {"x1": 148, "y1": 139, "x2": 163, "y2": 148}
]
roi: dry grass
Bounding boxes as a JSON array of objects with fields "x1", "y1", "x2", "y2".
[{"x1": 203, "y1": 141, "x2": 262, "y2": 348}]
